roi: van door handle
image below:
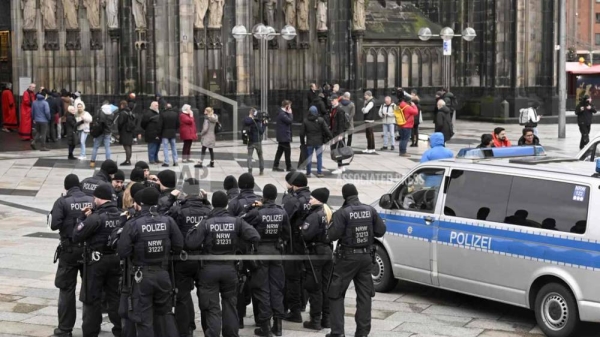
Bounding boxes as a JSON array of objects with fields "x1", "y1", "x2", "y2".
[{"x1": 424, "y1": 216, "x2": 435, "y2": 224}]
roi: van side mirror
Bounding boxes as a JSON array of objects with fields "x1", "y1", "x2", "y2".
[{"x1": 379, "y1": 194, "x2": 393, "y2": 209}]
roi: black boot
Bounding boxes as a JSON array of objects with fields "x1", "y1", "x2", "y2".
[
  {"x1": 271, "y1": 318, "x2": 282, "y2": 336},
  {"x1": 321, "y1": 314, "x2": 330, "y2": 328},
  {"x1": 208, "y1": 161, "x2": 214, "y2": 168},
  {"x1": 303, "y1": 316, "x2": 322, "y2": 330},
  {"x1": 283, "y1": 310, "x2": 302, "y2": 323},
  {"x1": 254, "y1": 322, "x2": 273, "y2": 336}
]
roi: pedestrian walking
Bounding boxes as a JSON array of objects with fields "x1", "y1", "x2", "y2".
[
  {"x1": 116, "y1": 187, "x2": 183, "y2": 336},
  {"x1": 90, "y1": 101, "x2": 116, "y2": 168},
  {"x1": 242, "y1": 184, "x2": 291, "y2": 336},
  {"x1": 301, "y1": 187, "x2": 333, "y2": 331},
  {"x1": 72, "y1": 183, "x2": 123, "y2": 337},
  {"x1": 338, "y1": 92, "x2": 355, "y2": 147},
  {"x1": 19, "y1": 83, "x2": 36, "y2": 140},
  {"x1": 330, "y1": 96, "x2": 348, "y2": 174},
  {"x1": 272, "y1": 100, "x2": 294, "y2": 172},
  {"x1": 30, "y1": 93, "x2": 51, "y2": 151},
  {"x1": 576, "y1": 95, "x2": 597, "y2": 150},
  {"x1": 185, "y1": 191, "x2": 260, "y2": 337},
  {"x1": 49, "y1": 174, "x2": 94, "y2": 337},
  {"x1": 141, "y1": 101, "x2": 162, "y2": 164},
  {"x1": 117, "y1": 100, "x2": 136, "y2": 166},
  {"x1": 327, "y1": 184, "x2": 386, "y2": 337},
  {"x1": 196, "y1": 107, "x2": 218, "y2": 168},
  {"x1": 159, "y1": 104, "x2": 180, "y2": 167},
  {"x1": 75, "y1": 102, "x2": 93, "y2": 160},
  {"x1": 1, "y1": 83, "x2": 17, "y2": 132},
  {"x1": 362, "y1": 91, "x2": 376, "y2": 153},
  {"x1": 179, "y1": 104, "x2": 197, "y2": 163},
  {"x1": 245, "y1": 108, "x2": 265, "y2": 175},
  {"x1": 378, "y1": 96, "x2": 396, "y2": 151},
  {"x1": 65, "y1": 106, "x2": 79, "y2": 160},
  {"x1": 300, "y1": 106, "x2": 333, "y2": 177}
]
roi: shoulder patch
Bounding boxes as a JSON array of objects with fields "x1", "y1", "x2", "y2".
[
  {"x1": 302, "y1": 222, "x2": 310, "y2": 230},
  {"x1": 76, "y1": 222, "x2": 84, "y2": 231}
]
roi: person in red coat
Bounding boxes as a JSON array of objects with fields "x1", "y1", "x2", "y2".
[
  {"x1": 1, "y1": 83, "x2": 17, "y2": 132},
  {"x1": 397, "y1": 93, "x2": 418, "y2": 157},
  {"x1": 179, "y1": 104, "x2": 197, "y2": 163},
  {"x1": 18, "y1": 83, "x2": 36, "y2": 140}
]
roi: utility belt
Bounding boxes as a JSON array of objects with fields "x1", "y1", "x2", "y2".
[
  {"x1": 175, "y1": 250, "x2": 202, "y2": 262},
  {"x1": 84, "y1": 248, "x2": 117, "y2": 265},
  {"x1": 54, "y1": 238, "x2": 82, "y2": 263},
  {"x1": 335, "y1": 245, "x2": 377, "y2": 264},
  {"x1": 130, "y1": 265, "x2": 167, "y2": 284}
]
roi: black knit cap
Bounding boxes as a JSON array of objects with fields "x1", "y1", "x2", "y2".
[
  {"x1": 284, "y1": 172, "x2": 295, "y2": 185},
  {"x1": 291, "y1": 172, "x2": 308, "y2": 188},
  {"x1": 93, "y1": 183, "x2": 113, "y2": 201},
  {"x1": 263, "y1": 184, "x2": 278, "y2": 201},
  {"x1": 113, "y1": 170, "x2": 125, "y2": 181},
  {"x1": 130, "y1": 183, "x2": 145, "y2": 205},
  {"x1": 64, "y1": 174, "x2": 80, "y2": 190},
  {"x1": 311, "y1": 188, "x2": 330, "y2": 204},
  {"x1": 134, "y1": 161, "x2": 150, "y2": 170},
  {"x1": 101, "y1": 160, "x2": 118, "y2": 175},
  {"x1": 238, "y1": 173, "x2": 255, "y2": 189},
  {"x1": 182, "y1": 178, "x2": 200, "y2": 196},
  {"x1": 139, "y1": 187, "x2": 160, "y2": 206},
  {"x1": 223, "y1": 175, "x2": 238, "y2": 190},
  {"x1": 157, "y1": 170, "x2": 177, "y2": 189},
  {"x1": 212, "y1": 191, "x2": 229, "y2": 208},
  {"x1": 342, "y1": 183, "x2": 359, "y2": 200},
  {"x1": 130, "y1": 168, "x2": 145, "y2": 183}
]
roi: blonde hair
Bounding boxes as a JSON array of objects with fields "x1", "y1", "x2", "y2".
[
  {"x1": 122, "y1": 183, "x2": 135, "y2": 209},
  {"x1": 323, "y1": 204, "x2": 333, "y2": 224},
  {"x1": 205, "y1": 107, "x2": 214, "y2": 115}
]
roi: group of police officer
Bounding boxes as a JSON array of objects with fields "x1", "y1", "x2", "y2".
[{"x1": 49, "y1": 159, "x2": 386, "y2": 337}]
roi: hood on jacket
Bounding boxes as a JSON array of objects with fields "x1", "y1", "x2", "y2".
[
  {"x1": 309, "y1": 106, "x2": 318, "y2": 116},
  {"x1": 429, "y1": 132, "x2": 445, "y2": 148},
  {"x1": 36, "y1": 94, "x2": 45, "y2": 100},
  {"x1": 101, "y1": 104, "x2": 117, "y2": 115},
  {"x1": 307, "y1": 114, "x2": 318, "y2": 122},
  {"x1": 340, "y1": 99, "x2": 352, "y2": 106}
]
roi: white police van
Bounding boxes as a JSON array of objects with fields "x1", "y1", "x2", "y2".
[
  {"x1": 371, "y1": 146, "x2": 600, "y2": 337},
  {"x1": 577, "y1": 134, "x2": 600, "y2": 162}
]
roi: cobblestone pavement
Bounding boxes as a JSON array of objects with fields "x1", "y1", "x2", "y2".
[{"x1": 0, "y1": 121, "x2": 597, "y2": 336}]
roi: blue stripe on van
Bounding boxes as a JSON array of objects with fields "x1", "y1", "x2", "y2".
[{"x1": 380, "y1": 212, "x2": 600, "y2": 269}]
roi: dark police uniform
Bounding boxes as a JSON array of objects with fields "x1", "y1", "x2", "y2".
[
  {"x1": 169, "y1": 196, "x2": 212, "y2": 336},
  {"x1": 157, "y1": 188, "x2": 178, "y2": 215},
  {"x1": 228, "y1": 188, "x2": 259, "y2": 217},
  {"x1": 243, "y1": 201, "x2": 290, "y2": 335},
  {"x1": 185, "y1": 208, "x2": 260, "y2": 337},
  {"x1": 327, "y1": 195, "x2": 386, "y2": 337},
  {"x1": 49, "y1": 186, "x2": 94, "y2": 336},
  {"x1": 80, "y1": 171, "x2": 117, "y2": 202},
  {"x1": 117, "y1": 206, "x2": 184, "y2": 337},
  {"x1": 282, "y1": 187, "x2": 311, "y2": 318},
  {"x1": 226, "y1": 187, "x2": 240, "y2": 201},
  {"x1": 72, "y1": 202, "x2": 123, "y2": 337},
  {"x1": 301, "y1": 204, "x2": 333, "y2": 329}
]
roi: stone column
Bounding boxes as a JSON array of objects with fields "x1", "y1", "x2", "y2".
[
  {"x1": 121, "y1": 0, "x2": 138, "y2": 94},
  {"x1": 109, "y1": 29, "x2": 121, "y2": 94},
  {"x1": 180, "y1": 0, "x2": 194, "y2": 96},
  {"x1": 235, "y1": 0, "x2": 251, "y2": 95},
  {"x1": 145, "y1": 0, "x2": 156, "y2": 95},
  {"x1": 352, "y1": 30, "x2": 364, "y2": 93},
  {"x1": 318, "y1": 31, "x2": 328, "y2": 86}
]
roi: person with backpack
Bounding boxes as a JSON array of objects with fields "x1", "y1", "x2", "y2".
[
  {"x1": 396, "y1": 93, "x2": 418, "y2": 157},
  {"x1": 519, "y1": 102, "x2": 542, "y2": 136},
  {"x1": 244, "y1": 108, "x2": 265, "y2": 175},
  {"x1": 441, "y1": 87, "x2": 457, "y2": 116},
  {"x1": 117, "y1": 100, "x2": 136, "y2": 166},
  {"x1": 300, "y1": 106, "x2": 333, "y2": 177},
  {"x1": 90, "y1": 101, "x2": 116, "y2": 168},
  {"x1": 179, "y1": 104, "x2": 197, "y2": 163},
  {"x1": 330, "y1": 95, "x2": 348, "y2": 174},
  {"x1": 338, "y1": 92, "x2": 355, "y2": 146}
]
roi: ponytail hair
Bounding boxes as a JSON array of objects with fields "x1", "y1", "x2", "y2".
[{"x1": 323, "y1": 203, "x2": 333, "y2": 224}]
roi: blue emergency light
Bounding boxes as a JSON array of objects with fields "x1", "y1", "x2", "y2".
[
  {"x1": 456, "y1": 146, "x2": 546, "y2": 159},
  {"x1": 596, "y1": 158, "x2": 600, "y2": 173}
]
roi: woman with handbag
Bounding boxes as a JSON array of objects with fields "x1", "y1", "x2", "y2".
[
  {"x1": 65, "y1": 106, "x2": 79, "y2": 160},
  {"x1": 179, "y1": 104, "x2": 198, "y2": 163},
  {"x1": 195, "y1": 107, "x2": 219, "y2": 168}
]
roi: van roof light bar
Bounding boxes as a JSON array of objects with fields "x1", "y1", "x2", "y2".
[{"x1": 456, "y1": 146, "x2": 546, "y2": 160}]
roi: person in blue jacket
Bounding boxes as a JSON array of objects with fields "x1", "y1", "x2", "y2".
[
  {"x1": 31, "y1": 93, "x2": 51, "y2": 151},
  {"x1": 420, "y1": 132, "x2": 453, "y2": 163}
]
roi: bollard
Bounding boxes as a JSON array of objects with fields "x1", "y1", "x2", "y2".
[{"x1": 500, "y1": 100, "x2": 510, "y2": 119}]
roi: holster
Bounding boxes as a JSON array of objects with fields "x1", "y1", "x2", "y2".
[
  {"x1": 371, "y1": 245, "x2": 378, "y2": 264},
  {"x1": 53, "y1": 244, "x2": 63, "y2": 264}
]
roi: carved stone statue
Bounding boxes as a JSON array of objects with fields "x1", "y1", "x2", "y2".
[
  {"x1": 83, "y1": 0, "x2": 101, "y2": 29},
  {"x1": 263, "y1": 0, "x2": 276, "y2": 26},
  {"x1": 296, "y1": 0, "x2": 309, "y2": 31},
  {"x1": 317, "y1": 0, "x2": 327, "y2": 31},
  {"x1": 194, "y1": 0, "x2": 209, "y2": 29},
  {"x1": 102, "y1": 0, "x2": 119, "y2": 29},
  {"x1": 21, "y1": 0, "x2": 37, "y2": 30},
  {"x1": 132, "y1": 0, "x2": 147, "y2": 29},
  {"x1": 352, "y1": 0, "x2": 366, "y2": 31},
  {"x1": 41, "y1": 0, "x2": 58, "y2": 30},
  {"x1": 62, "y1": 0, "x2": 80, "y2": 30},
  {"x1": 207, "y1": 0, "x2": 225, "y2": 29},
  {"x1": 284, "y1": 0, "x2": 296, "y2": 27}
]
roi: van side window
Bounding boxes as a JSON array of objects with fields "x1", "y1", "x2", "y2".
[
  {"x1": 506, "y1": 177, "x2": 589, "y2": 234},
  {"x1": 580, "y1": 141, "x2": 600, "y2": 162},
  {"x1": 391, "y1": 168, "x2": 445, "y2": 213},
  {"x1": 444, "y1": 170, "x2": 512, "y2": 222}
]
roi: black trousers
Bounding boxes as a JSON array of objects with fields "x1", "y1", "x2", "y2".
[
  {"x1": 49, "y1": 114, "x2": 58, "y2": 141},
  {"x1": 273, "y1": 142, "x2": 292, "y2": 169},
  {"x1": 579, "y1": 123, "x2": 591, "y2": 150},
  {"x1": 284, "y1": 240, "x2": 304, "y2": 313},
  {"x1": 123, "y1": 145, "x2": 132, "y2": 163},
  {"x1": 81, "y1": 254, "x2": 122, "y2": 337},
  {"x1": 198, "y1": 263, "x2": 239, "y2": 337},
  {"x1": 129, "y1": 268, "x2": 177, "y2": 337},
  {"x1": 347, "y1": 134, "x2": 353, "y2": 147},
  {"x1": 201, "y1": 146, "x2": 215, "y2": 162},
  {"x1": 251, "y1": 250, "x2": 285, "y2": 323},
  {"x1": 174, "y1": 260, "x2": 200, "y2": 336},
  {"x1": 412, "y1": 123, "x2": 420, "y2": 144},
  {"x1": 54, "y1": 245, "x2": 83, "y2": 333},
  {"x1": 304, "y1": 246, "x2": 333, "y2": 319},
  {"x1": 328, "y1": 253, "x2": 374, "y2": 336},
  {"x1": 365, "y1": 125, "x2": 375, "y2": 150}
]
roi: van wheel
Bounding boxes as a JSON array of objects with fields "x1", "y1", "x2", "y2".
[
  {"x1": 534, "y1": 283, "x2": 580, "y2": 337},
  {"x1": 372, "y1": 247, "x2": 397, "y2": 293}
]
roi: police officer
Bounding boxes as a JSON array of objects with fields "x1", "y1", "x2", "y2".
[
  {"x1": 282, "y1": 172, "x2": 311, "y2": 323},
  {"x1": 185, "y1": 191, "x2": 261, "y2": 337},
  {"x1": 224, "y1": 175, "x2": 240, "y2": 201},
  {"x1": 156, "y1": 169, "x2": 180, "y2": 214},
  {"x1": 113, "y1": 170, "x2": 125, "y2": 209},
  {"x1": 301, "y1": 188, "x2": 333, "y2": 330},
  {"x1": 281, "y1": 172, "x2": 295, "y2": 205},
  {"x1": 242, "y1": 184, "x2": 290, "y2": 337},
  {"x1": 134, "y1": 161, "x2": 160, "y2": 190},
  {"x1": 169, "y1": 178, "x2": 213, "y2": 337},
  {"x1": 117, "y1": 187, "x2": 184, "y2": 336},
  {"x1": 326, "y1": 184, "x2": 386, "y2": 337},
  {"x1": 72, "y1": 183, "x2": 123, "y2": 337},
  {"x1": 80, "y1": 159, "x2": 119, "y2": 199},
  {"x1": 49, "y1": 174, "x2": 94, "y2": 337}
]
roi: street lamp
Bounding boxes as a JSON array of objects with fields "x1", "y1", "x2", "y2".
[{"x1": 232, "y1": 24, "x2": 296, "y2": 123}]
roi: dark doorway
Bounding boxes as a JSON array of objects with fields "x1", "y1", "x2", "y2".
[{"x1": 0, "y1": 31, "x2": 11, "y2": 84}]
